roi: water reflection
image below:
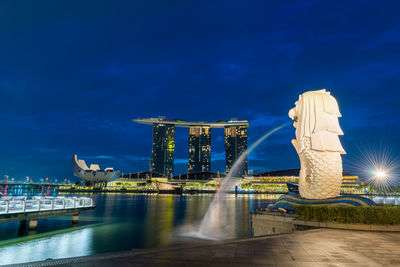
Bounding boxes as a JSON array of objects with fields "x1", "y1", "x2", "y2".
[
  {"x1": 0, "y1": 193, "x2": 276, "y2": 265},
  {"x1": 371, "y1": 196, "x2": 400, "y2": 205},
  {"x1": 0, "y1": 193, "x2": 320, "y2": 265},
  {"x1": 0, "y1": 228, "x2": 93, "y2": 265}
]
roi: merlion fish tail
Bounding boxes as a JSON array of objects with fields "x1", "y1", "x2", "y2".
[{"x1": 298, "y1": 138, "x2": 342, "y2": 199}]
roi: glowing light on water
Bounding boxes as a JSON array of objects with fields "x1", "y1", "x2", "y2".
[{"x1": 188, "y1": 122, "x2": 290, "y2": 240}]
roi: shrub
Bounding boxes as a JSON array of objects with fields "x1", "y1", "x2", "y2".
[
  {"x1": 241, "y1": 183, "x2": 252, "y2": 189},
  {"x1": 296, "y1": 205, "x2": 400, "y2": 225},
  {"x1": 186, "y1": 183, "x2": 201, "y2": 187}
]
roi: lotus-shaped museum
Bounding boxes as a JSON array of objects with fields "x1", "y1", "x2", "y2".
[{"x1": 72, "y1": 154, "x2": 121, "y2": 186}]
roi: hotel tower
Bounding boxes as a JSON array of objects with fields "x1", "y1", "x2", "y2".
[{"x1": 134, "y1": 117, "x2": 249, "y2": 177}]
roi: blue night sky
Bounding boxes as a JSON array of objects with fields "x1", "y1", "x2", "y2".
[{"x1": 1, "y1": 1, "x2": 399, "y2": 181}]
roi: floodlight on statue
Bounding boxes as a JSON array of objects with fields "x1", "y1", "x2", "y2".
[{"x1": 288, "y1": 89, "x2": 346, "y2": 199}]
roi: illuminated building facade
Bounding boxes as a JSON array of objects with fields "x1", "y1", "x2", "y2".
[
  {"x1": 150, "y1": 123, "x2": 175, "y2": 177},
  {"x1": 134, "y1": 118, "x2": 249, "y2": 177},
  {"x1": 225, "y1": 125, "x2": 248, "y2": 176},
  {"x1": 188, "y1": 127, "x2": 211, "y2": 173}
]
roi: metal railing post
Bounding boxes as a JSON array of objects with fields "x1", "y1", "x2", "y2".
[
  {"x1": 51, "y1": 200, "x2": 54, "y2": 210},
  {"x1": 23, "y1": 200, "x2": 26, "y2": 212},
  {"x1": 63, "y1": 199, "x2": 66, "y2": 208},
  {"x1": 38, "y1": 200, "x2": 41, "y2": 211},
  {"x1": 74, "y1": 199, "x2": 77, "y2": 208},
  {"x1": 90, "y1": 198, "x2": 93, "y2": 207},
  {"x1": 5, "y1": 200, "x2": 9, "y2": 213}
]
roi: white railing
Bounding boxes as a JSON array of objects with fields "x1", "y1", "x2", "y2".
[{"x1": 0, "y1": 196, "x2": 94, "y2": 214}]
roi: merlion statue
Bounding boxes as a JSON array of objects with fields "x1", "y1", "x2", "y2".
[{"x1": 289, "y1": 89, "x2": 346, "y2": 199}]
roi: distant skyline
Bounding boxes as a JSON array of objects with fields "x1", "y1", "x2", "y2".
[{"x1": 0, "y1": 1, "x2": 399, "y2": 181}]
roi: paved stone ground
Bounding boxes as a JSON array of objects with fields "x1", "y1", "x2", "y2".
[{"x1": 10, "y1": 229, "x2": 400, "y2": 267}]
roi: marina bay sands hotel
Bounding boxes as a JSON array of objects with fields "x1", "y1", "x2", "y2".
[{"x1": 134, "y1": 117, "x2": 249, "y2": 178}]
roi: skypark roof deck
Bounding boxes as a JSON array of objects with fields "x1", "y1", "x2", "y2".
[{"x1": 133, "y1": 118, "x2": 249, "y2": 128}]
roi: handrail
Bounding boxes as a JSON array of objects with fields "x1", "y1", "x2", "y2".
[{"x1": 0, "y1": 197, "x2": 94, "y2": 214}]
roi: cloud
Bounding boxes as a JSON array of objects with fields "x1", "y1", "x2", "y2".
[
  {"x1": 84, "y1": 155, "x2": 116, "y2": 160},
  {"x1": 247, "y1": 113, "x2": 289, "y2": 128},
  {"x1": 123, "y1": 155, "x2": 150, "y2": 161},
  {"x1": 342, "y1": 105, "x2": 400, "y2": 129},
  {"x1": 34, "y1": 147, "x2": 63, "y2": 153}
]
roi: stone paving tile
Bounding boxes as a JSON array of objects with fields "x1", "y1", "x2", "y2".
[
  {"x1": 295, "y1": 256, "x2": 328, "y2": 263},
  {"x1": 13, "y1": 229, "x2": 400, "y2": 267},
  {"x1": 141, "y1": 259, "x2": 187, "y2": 267},
  {"x1": 248, "y1": 257, "x2": 275, "y2": 265},
  {"x1": 276, "y1": 263, "x2": 321, "y2": 267}
]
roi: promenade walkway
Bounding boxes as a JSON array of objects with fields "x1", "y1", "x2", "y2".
[
  {"x1": 9, "y1": 228, "x2": 400, "y2": 266},
  {"x1": 0, "y1": 196, "x2": 94, "y2": 229}
]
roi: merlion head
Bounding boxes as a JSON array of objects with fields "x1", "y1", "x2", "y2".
[{"x1": 289, "y1": 89, "x2": 346, "y2": 154}]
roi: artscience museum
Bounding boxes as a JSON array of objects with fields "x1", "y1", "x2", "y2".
[{"x1": 72, "y1": 154, "x2": 121, "y2": 186}]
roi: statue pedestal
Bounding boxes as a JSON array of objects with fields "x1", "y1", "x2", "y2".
[{"x1": 268, "y1": 193, "x2": 377, "y2": 213}]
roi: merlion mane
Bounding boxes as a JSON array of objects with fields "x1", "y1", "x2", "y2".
[{"x1": 289, "y1": 89, "x2": 346, "y2": 199}]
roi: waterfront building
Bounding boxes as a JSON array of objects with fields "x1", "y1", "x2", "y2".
[
  {"x1": 151, "y1": 123, "x2": 175, "y2": 177},
  {"x1": 342, "y1": 176, "x2": 359, "y2": 184},
  {"x1": 134, "y1": 117, "x2": 249, "y2": 176},
  {"x1": 225, "y1": 125, "x2": 248, "y2": 176},
  {"x1": 252, "y1": 169, "x2": 359, "y2": 184},
  {"x1": 245, "y1": 169, "x2": 361, "y2": 194},
  {"x1": 172, "y1": 171, "x2": 225, "y2": 181},
  {"x1": 120, "y1": 171, "x2": 164, "y2": 180},
  {"x1": 71, "y1": 154, "x2": 121, "y2": 187},
  {"x1": 188, "y1": 126, "x2": 211, "y2": 173}
]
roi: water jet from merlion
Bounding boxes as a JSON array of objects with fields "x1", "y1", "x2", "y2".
[{"x1": 181, "y1": 122, "x2": 290, "y2": 240}]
